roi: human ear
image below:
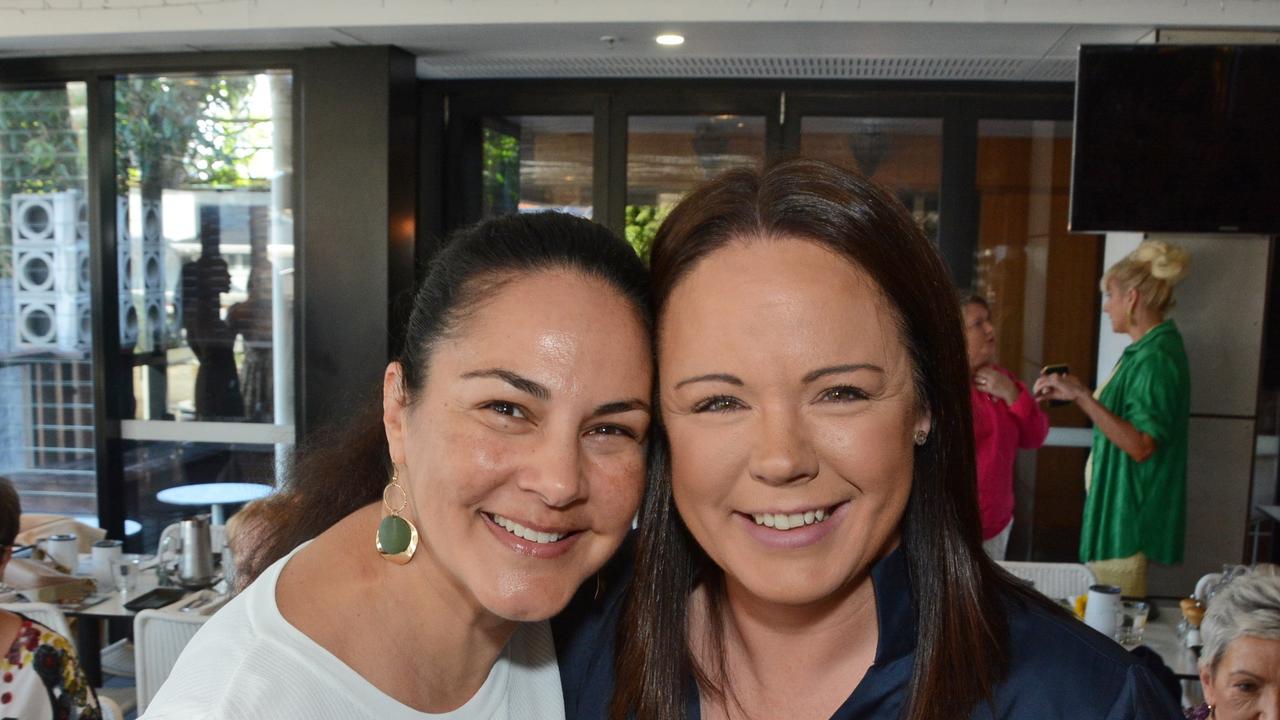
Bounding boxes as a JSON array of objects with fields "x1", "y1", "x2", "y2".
[
  {"x1": 1198, "y1": 667, "x2": 1215, "y2": 707},
  {"x1": 914, "y1": 402, "x2": 933, "y2": 439},
  {"x1": 383, "y1": 362, "x2": 409, "y2": 466},
  {"x1": 1125, "y1": 287, "x2": 1141, "y2": 314}
]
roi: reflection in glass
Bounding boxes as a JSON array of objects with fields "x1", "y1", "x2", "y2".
[
  {"x1": 800, "y1": 117, "x2": 942, "y2": 242},
  {"x1": 971, "y1": 119, "x2": 1100, "y2": 561},
  {"x1": 0, "y1": 83, "x2": 96, "y2": 516},
  {"x1": 626, "y1": 115, "x2": 765, "y2": 261},
  {"x1": 115, "y1": 72, "x2": 294, "y2": 425},
  {"x1": 123, "y1": 440, "x2": 275, "y2": 550},
  {"x1": 481, "y1": 116, "x2": 592, "y2": 219}
]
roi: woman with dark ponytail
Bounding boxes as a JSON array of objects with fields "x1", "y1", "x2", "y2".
[
  {"x1": 554, "y1": 159, "x2": 1181, "y2": 720},
  {"x1": 144, "y1": 212, "x2": 654, "y2": 719}
]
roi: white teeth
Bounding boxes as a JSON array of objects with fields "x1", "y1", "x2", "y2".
[
  {"x1": 751, "y1": 508, "x2": 834, "y2": 531},
  {"x1": 490, "y1": 514, "x2": 564, "y2": 544}
]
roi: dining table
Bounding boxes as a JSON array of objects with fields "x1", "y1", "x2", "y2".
[
  {"x1": 1134, "y1": 598, "x2": 1203, "y2": 708},
  {"x1": 156, "y1": 481, "x2": 273, "y2": 525},
  {"x1": 58, "y1": 553, "x2": 220, "y2": 687}
]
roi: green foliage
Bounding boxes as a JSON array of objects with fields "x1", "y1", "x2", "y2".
[
  {"x1": 482, "y1": 127, "x2": 521, "y2": 216},
  {"x1": 115, "y1": 75, "x2": 265, "y2": 194},
  {"x1": 623, "y1": 203, "x2": 672, "y2": 264},
  {"x1": 0, "y1": 87, "x2": 86, "y2": 194},
  {"x1": 0, "y1": 86, "x2": 88, "y2": 276}
]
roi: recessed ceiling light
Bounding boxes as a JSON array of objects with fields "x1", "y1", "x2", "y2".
[{"x1": 655, "y1": 34, "x2": 685, "y2": 47}]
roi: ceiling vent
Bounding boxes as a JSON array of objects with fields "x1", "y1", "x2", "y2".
[{"x1": 418, "y1": 55, "x2": 1074, "y2": 82}]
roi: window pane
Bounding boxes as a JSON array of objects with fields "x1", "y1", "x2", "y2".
[
  {"x1": 0, "y1": 83, "x2": 96, "y2": 518},
  {"x1": 124, "y1": 439, "x2": 274, "y2": 548},
  {"x1": 800, "y1": 117, "x2": 942, "y2": 243},
  {"x1": 971, "y1": 119, "x2": 1102, "y2": 561},
  {"x1": 481, "y1": 115, "x2": 593, "y2": 219},
  {"x1": 115, "y1": 72, "x2": 294, "y2": 425},
  {"x1": 626, "y1": 115, "x2": 765, "y2": 261}
]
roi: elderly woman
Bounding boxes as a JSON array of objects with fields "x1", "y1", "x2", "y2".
[
  {"x1": 1188, "y1": 566, "x2": 1280, "y2": 719},
  {"x1": 554, "y1": 160, "x2": 1181, "y2": 720},
  {"x1": 1034, "y1": 240, "x2": 1191, "y2": 597},
  {"x1": 962, "y1": 294, "x2": 1049, "y2": 560}
]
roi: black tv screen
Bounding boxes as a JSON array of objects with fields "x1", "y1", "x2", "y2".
[{"x1": 1070, "y1": 45, "x2": 1280, "y2": 234}]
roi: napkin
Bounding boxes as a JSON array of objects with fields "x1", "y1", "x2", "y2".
[
  {"x1": 2, "y1": 558, "x2": 95, "y2": 603},
  {"x1": 161, "y1": 589, "x2": 230, "y2": 616}
]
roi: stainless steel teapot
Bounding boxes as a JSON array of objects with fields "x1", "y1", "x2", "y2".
[{"x1": 160, "y1": 515, "x2": 215, "y2": 588}]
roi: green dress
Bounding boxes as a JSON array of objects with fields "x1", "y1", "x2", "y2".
[{"x1": 1080, "y1": 320, "x2": 1190, "y2": 565}]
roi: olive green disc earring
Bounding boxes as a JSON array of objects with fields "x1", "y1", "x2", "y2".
[{"x1": 376, "y1": 469, "x2": 419, "y2": 564}]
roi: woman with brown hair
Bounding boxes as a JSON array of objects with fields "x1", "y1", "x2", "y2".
[
  {"x1": 145, "y1": 212, "x2": 654, "y2": 719},
  {"x1": 553, "y1": 159, "x2": 1179, "y2": 720}
]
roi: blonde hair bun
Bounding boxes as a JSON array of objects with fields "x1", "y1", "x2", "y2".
[{"x1": 1131, "y1": 240, "x2": 1190, "y2": 285}]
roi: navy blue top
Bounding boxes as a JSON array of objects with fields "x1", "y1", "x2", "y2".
[{"x1": 552, "y1": 541, "x2": 1182, "y2": 719}]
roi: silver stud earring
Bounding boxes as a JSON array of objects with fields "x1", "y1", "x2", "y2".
[{"x1": 913, "y1": 430, "x2": 928, "y2": 446}]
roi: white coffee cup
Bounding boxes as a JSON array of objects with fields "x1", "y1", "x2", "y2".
[
  {"x1": 1084, "y1": 583, "x2": 1122, "y2": 640},
  {"x1": 44, "y1": 533, "x2": 79, "y2": 573},
  {"x1": 91, "y1": 539, "x2": 124, "y2": 586}
]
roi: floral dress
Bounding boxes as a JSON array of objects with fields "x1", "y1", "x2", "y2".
[{"x1": 1, "y1": 616, "x2": 100, "y2": 719}]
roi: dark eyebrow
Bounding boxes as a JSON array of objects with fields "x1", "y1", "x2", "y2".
[
  {"x1": 802, "y1": 363, "x2": 885, "y2": 384},
  {"x1": 460, "y1": 368, "x2": 550, "y2": 400},
  {"x1": 674, "y1": 373, "x2": 743, "y2": 390},
  {"x1": 592, "y1": 399, "x2": 651, "y2": 417}
]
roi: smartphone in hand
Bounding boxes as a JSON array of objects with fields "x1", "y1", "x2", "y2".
[{"x1": 1039, "y1": 364, "x2": 1070, "y2": 406}]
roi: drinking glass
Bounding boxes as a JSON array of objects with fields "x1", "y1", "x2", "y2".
[
  {"x1": 1116, "y1": 599, "x2": 1150, "y2": 647},
  {"x1": 112, "y1": 558, "x2": 140, "y2": 597}
]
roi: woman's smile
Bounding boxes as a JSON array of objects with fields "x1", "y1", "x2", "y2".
[
  {"x1": 661, "y1": 238, "x2": 927, "y2": 608},
  {"x1": 735, "y1": 500, "x2": 851, "y2": 550},
  {"x1": 482, "y1": 511, "x2": 585, "y2": 559}
]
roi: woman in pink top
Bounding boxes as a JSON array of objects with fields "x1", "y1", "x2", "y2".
[{"x1": 962, "y1": 295, "x2": 1049, "y2": 560}]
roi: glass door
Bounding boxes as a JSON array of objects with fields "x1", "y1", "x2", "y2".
[
  {"x1": 0, "y1": 82, "x2": 97, "y2": 522},
  {"x1": 971, "y1": 118, "x2": 1102, "y2": 561},
  {"x1": 626, "y1": 114, "x2": 767, "y2": 260},
  {"x1": 799, "y1": 116, "x2": 943, "y2": 243},
  {"x1": 113, "y1": 71, "x2": 295, "y2": 547}
]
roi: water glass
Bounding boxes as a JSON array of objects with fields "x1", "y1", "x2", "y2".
[
  {"x1": 1116, "y1": 599, "x2": 1150, "y2": 647},
  {"x1": 112, "y1": 558, "x2": 140, "y2": 597}
]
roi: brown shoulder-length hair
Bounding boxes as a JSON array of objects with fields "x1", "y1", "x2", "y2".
[{"x1": 611, "y1": 158, "x2": 1044, "y2": 720}]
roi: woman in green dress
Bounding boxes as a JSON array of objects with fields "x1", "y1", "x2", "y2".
[{"x1": 1033, "y1": 240, "x2": 1191, "y2": 597}]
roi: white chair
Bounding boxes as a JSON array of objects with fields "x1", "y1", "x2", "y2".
[
  {"x1": 998, "y1": 561, "x2": 1098, "y2": 600},
  {"x1": 134, "y1": 608, "x2": 209, "y2": 713}
]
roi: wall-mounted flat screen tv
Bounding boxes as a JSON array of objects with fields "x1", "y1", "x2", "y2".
[{"x1": 1070, "y1": 45, "x2": 1280, "y2": 234}]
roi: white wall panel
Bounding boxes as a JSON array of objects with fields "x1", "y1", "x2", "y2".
[{"x1": 1149, "y1": 417, "x2": 1256, "y2": 597}]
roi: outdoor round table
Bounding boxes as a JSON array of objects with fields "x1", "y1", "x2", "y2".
[{"x1": 156, "y1": 482, "x2": 273, "y2": 525}]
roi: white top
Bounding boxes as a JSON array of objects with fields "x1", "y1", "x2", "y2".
[{"x1": 141, "y1": 544, "x2": 566, "y2": 720}]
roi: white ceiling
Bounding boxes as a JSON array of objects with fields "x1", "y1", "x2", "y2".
[{"x1": 1, "y1": 0, "x2": 1278, "y2": 80}]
